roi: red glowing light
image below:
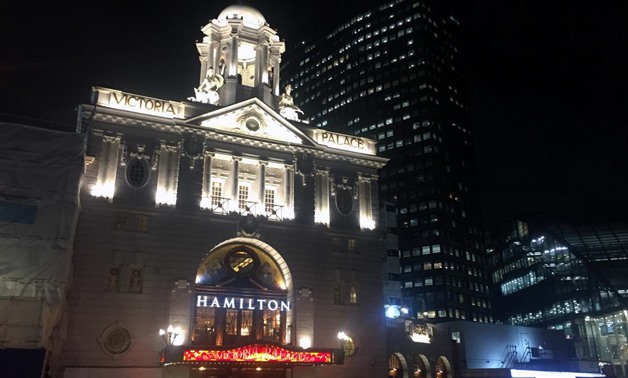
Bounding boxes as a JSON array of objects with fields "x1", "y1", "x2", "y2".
[{"x1": 183, "y1": 344, "x2": 332, "y2": 364}]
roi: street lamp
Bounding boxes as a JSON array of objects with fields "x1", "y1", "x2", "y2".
[
  {"x1": 337, "y1": 331, "x2": 349, "y2": 348},
  {"x1": 159, "y1": 325, "x2": 180, "y2": 346},
  {"x1": 337, "y1": 331, "x2": 357, "y2": 357}
]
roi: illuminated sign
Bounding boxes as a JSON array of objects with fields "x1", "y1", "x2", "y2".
[
  {"x1": 310, "y1": 129, "x2": 376, "y2": 155},
  {"x1": 184, "y1": 344, "x2": 333, "y2": 364},
  {"x1": 196, "y1": 295, "x2": 290, "y2": 311},
  {"x1": 93, "y1": 87, "x2": 185, "y2": 119}
]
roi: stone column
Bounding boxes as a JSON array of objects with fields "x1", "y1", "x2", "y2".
[
  {"x1": 296, "y1": 288, "x2": 314, "y2": 348},
  {"x1": 229, "y1": 156, "x2": 241, "y2": 211},
  {"x1": 155, "y1": 143, "x2": 180, "y2": 207},
  {"x1": 272, "y1": 57, "x2": 281, "y2": 96},
  {"x1": 94, "y1": 134, "x2": 121, "y2": 201},
  {"x1": 201, "y1": 152, "x2": 214, "y2": 209},
  {"x1": 314, "y1": 168, "x2": 330, "y2": 225},
  {"x1": 283, "y1": 163, "x2": 295, "y2": 219},
  {"x1": 228, "y1": 34, "x2": 239, "y2": 78},
  {"x1": 258, "y1": 160, "x2": 267, "y2": 213}
]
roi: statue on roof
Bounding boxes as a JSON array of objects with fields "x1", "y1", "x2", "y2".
[
  {"x1": 277, "y1": 84, "x2": 304, "y2": 121},
  {"x1": 189, "y1": 66, "x2": 225, "y2": 105}
]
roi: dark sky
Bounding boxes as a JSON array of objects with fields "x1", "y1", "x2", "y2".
[{"x1": 2, "y1": 1, "x2": 627, "y2": 221}]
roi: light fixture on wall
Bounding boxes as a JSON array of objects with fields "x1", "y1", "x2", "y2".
[{"x1": 159, "y1": 325, "x2": 181, "y2": 346}]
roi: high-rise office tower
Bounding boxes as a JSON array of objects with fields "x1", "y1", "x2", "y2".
[{"x1": 282, "y1": 0, "x2": 493, "y2": 323}]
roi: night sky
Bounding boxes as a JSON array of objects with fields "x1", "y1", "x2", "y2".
[{"x1": 2, "y1": 1, "x2": 627, "y2": 221}]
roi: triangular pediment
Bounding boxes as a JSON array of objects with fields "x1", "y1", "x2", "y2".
[{"x1": 186, "y1": 98, "x2": 312, "y2": 146}]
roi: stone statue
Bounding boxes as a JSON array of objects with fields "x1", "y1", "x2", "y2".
[
  {"x1": 189, "y1": 66, "x2": 224, "y2": 105},
  {"x1": 277, "y1": 84, "x2": 304, "y2": 121}
]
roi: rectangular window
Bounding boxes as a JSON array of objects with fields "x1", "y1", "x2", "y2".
[
  {"x1": 332, "y1": 237, "x2": 343, "y2": 253},
  {"x1": 347, "y1": 238, "x2": 356, "y2": 253},
  {"x1": 349, "y1": 287, "x2": 358, "y2": 304},
  {"x1": 263, "y1": 309, "x2": 281, "y2": 340},
  {"x1": 211, "y1": 181, "x2": 223, "y2": 206},
  {"x1": 264, "y1": 188, "x2": 275, "y2": 213},
  {"x1": 114, "y1": 214, "x2": 127, "y2": 230},
  {"x1": 225, "y1": 309, "x2": 238, "y2": 335},
  {"x1": 192, "y1": 307, "x2": 216, "y2": 345},
  {"x1": 136, "y1": 215, "x2": 149, "y2": 232},
  {"x1": 238, "y1": 185, "x2": 249, "y2": 210},
  {"x1": 241, "y1": 310, "x2": 253, "y2": 336}
]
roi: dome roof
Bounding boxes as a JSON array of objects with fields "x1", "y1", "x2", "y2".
[{"x1": 217, "y1": 5, "x2": 266, "y2": 27}]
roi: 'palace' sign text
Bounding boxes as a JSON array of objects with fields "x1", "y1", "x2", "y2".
[{"x1": 310, "y1": 129, "x2": 376, "y2": 155}]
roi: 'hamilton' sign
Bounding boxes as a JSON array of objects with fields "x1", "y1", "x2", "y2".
[{"x1": 197, "y1": 295, "x2": 291, "y2": 311}]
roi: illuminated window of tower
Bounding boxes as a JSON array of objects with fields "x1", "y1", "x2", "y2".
[{"x1": 238, "y1": 42, "x2": 256, "y2": 87}]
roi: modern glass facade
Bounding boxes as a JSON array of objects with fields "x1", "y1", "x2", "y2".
[
  {"x1": 487, "y1": 217, "x2": 628, "y2": 375},
  {"x1": 281, "y1": 0, "x2": 492, "y2": 323}
]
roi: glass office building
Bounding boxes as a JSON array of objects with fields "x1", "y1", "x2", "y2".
[
  {"x1": 487, "y1": 216, "x2": 628, "y2": 376},
  {"x1": 282, "y1": 0, "x2": 492, "y2": 323}
]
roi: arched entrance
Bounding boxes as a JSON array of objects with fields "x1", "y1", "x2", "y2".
[
  {"x1": 435, "y1": 356, "x2": 453, "y2": 378},
  {"x1": 389, "y1": 352, "x2": 410, "y2": 378},
  {"x1": 193, "y1": 238, "x2": 293, "y2": 347},
  {"x1": 160, "y1": 237, "x2": 342, "y2": 377},
  {"x1": 415, "y1": 354, "x2": 432, "y2": 378}
]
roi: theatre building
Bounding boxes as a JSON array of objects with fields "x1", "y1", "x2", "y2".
[{"x1": 53, "y1": 4, "x2": 388, "y2": 378}]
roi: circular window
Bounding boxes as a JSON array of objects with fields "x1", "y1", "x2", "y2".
[
  {"x1": 245, "y1": 117, "x2": 261, "y2": 132},
  {"x1": 126, "y1": 158, "x2": 150, "y2": 188},
  {"x1": 226, "y1": 247, "x2": 259, "y2": 275},
  {"x1": 335, "y1": 189, "x2": 354, "y2": 215},
  {"x1": 100, "y1": 326, "x2": 132, "y2": 356}
]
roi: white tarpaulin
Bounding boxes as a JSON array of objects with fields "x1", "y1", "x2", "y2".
[{"x1": 0, "y1": 122, "x2": 85, "y2": 350}]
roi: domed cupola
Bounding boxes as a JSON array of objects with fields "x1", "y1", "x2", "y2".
[
  {"x1": 190, "y1": 4, "x2": 285, "y2": 108},
  {"x1": 217, "y1": 5, "x2": 267, "y2": 28}
]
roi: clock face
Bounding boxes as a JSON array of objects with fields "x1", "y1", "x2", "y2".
[
  {"x1": 336, "y1": 188, "x2": 354, "y2": 215},
  {"x1": 226, "y1": 249, "x2": 258, "y2": 275}
]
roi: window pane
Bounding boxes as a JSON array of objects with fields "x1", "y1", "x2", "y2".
[
  {"x1": 241, "y1": 310, "x2": 253, "y2": 336},
  {"x1": 226, "y1": 309, "x2": 238, "y2": 335}
]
